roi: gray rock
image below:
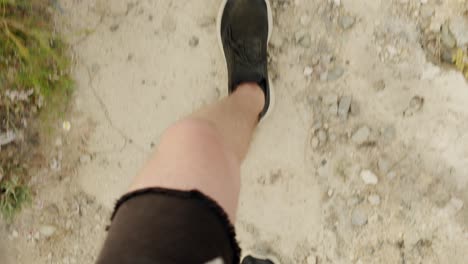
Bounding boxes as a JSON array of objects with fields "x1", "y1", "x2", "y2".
[
  {"x1": 441, "y1": 24, "x2": 456, "y2": 48},
  {"x1": 39, "y1": 225, "x2": 57, "y2": 238},
  {"x1": 449, "y1": 16, "x2": 468, "y2": 47},
  {"x1": 352, "y1": 126, "x2": 370, "y2": 144},
  {"x1": 360, "y1": 170, "x2": 378, "y2": 185},
  {"x1": 329, "y1": 103, "x2": 338, "y2": 116},
  {"x1": 189, "y1": 36, "x2": 199, "y2": 47},
  {"x1": 338, "y1": 96, "x2": 352, "y2": 120},
  {"x1": 351, "y1": 208, "x2": 368, "y2": 226},
  {"x1": 339, "y1": 15, "x2": 355, "y2": 30},
  {"x1": 368, "y1": 194, "x2": 381, "y2": 205},
  {"x1": 317, "y1": 129, "x2": 328, "y2": 143},
  {"x1": 327, "y1": 67, "x2": 345, "y2": 81},
  {"x1": 378, "y1": 158, "x2": 391, "y2": 174}
]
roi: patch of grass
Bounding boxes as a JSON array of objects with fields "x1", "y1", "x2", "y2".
[
  {"x1": 0, "y1": 0, "x2": 73, "y2": 219},
  {"x1": 453, "y1": 48, "x2": 468, "y2": 79},
  {"x1": 0, "y1": 176, "x2": 30, "y2": 220}
]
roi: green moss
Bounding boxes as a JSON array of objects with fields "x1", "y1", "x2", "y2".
[{"x1": 0, "y1": 0, "x2": 73, "y2": 219}]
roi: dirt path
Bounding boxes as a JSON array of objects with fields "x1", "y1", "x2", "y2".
[{"x1": 2, "y1": 0, "x2": 468, "y2": 263}]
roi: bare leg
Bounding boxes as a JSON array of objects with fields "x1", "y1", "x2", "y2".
[{"x1": 129, "y1": 83, "x2": 264, "y2": 221}]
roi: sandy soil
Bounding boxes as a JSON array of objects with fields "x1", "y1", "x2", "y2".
[{"x1": 1, "y1": 0, "x2": 468, "y2": 263}]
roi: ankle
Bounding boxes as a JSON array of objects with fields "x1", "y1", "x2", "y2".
[{"x1": 233, "y1": 83, "x2": 265, "y2": 114}]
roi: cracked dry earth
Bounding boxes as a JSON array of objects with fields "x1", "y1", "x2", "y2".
[{"x1": 1, "y1": 0, "x2": 468, "y2": 264}]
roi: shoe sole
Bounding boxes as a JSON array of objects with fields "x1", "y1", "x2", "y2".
[
  {"x1": 242, "y1": 251, "x2": 282, "y2": 264},
  {"x1": 216, "y1": 0, "x2": 275, "y2": 122}
]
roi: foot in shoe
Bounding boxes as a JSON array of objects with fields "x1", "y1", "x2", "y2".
[{"x1": 219, "y1": 0, "x2": 272, "y2": 118}]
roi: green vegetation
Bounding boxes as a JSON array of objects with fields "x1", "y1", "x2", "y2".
[
  {"x1": 0, "y1": 176, "x2": 30, "y2": 220},
  {"x1": 0, "y1": 0, "x2": 72, "y2": 219}
]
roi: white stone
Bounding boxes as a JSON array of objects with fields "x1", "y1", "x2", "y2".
[
  {"x1": 304, "y1": 66, "x2": 314, "y2": 76},
  {"x1": 39, "y1": 225, "x2": 57, "y2": 238},
  {"x1": 361, "y1": 170, "x2": 378, "y2": 185}
]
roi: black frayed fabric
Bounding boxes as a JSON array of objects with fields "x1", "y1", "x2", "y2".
[{"x1": 97, "y1": 187, "x2": 241, "y2": 264}]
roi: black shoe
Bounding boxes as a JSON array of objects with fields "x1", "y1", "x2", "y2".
[
  {"x1": 242, "y1": 255, "x2": 276, "y2": 264},
  {"x1": 217, "y1": 0, "x2": 273, "y2": 118}
]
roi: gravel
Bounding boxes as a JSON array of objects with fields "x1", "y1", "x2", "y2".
[
  {"x1": 351, "y1": 208, "x2": 368, "y2": 226},
  {"x1": 338, "y1": 96, "x2": 352, "y2": 120},
  {"x1": 39, "y1": 225, "x2": 57, "y2": 238},
  {"x1": 441, "y1": 24, "x2": 456, "y2": 48},
  {"x1": 361, "y1": 170, "x2": 379, "y2": 185},
  {"x1": 296, "y1": 32, "x2": 311, "y2": 47},
  {"x1": 304, "y1": 66, "x2": 314, "y2": 76},
  {"x1": 449, "y1": 16, "x2": 468, "y2": 47},
  {"x1": 339, "y1": 15, "x2": 355, "y2": 30},
  {"x1": 327, "y1": 67, "x2": 345, "y2": 81},
  {"x1": 317, "y1": 129, "x2": 328, "y2": 143},
  {"x1": 378, "y1": 158, "x2": 391, "y2": 174},
  {"x1": 352, "y1": 126, "x2": 370, "y2": 144}
]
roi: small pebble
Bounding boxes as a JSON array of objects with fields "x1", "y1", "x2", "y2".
[
  {"x1": 338, "y1": 96, "x2": 352, "y2": 120},
  {"x1": 378, "y1": 158, "x2": 391, "y2": 174},
  {"x1": 304, "y1": 66, "x2": 314, "y2": 76},
  {"x1": 339, "y1": 15, "x2": 355, "y2": 30},
  {"x1": 368, "y1": 194, "x2": 381, "y2": 205},
  {"x1": 441, "y1": 24, "x2": 456, "y2": 48},
  {"x1": 327, "y1": 67, "x2": 345, "y2": 81},
  {"x1": 296, "y1": 32, "x2": 311, "y2": 47},
  {"x1": 361, "y1": 170, "x2": 379, "y2": 185},
  {"x1": 317, "y1": 129, "x2": 328, "y2": 143},
  {"x1": 351, "y1": 208, "x2": 368, "y2": 226},
  {"x1": 352, "y1": 126, "x2": 370, "y2": 145},
  {"x1": 189, "y1": 36, "x2": 199, "y2": 47},
  {"x1": 39, "y1": 225, "x2": 57, "y2": 238}
]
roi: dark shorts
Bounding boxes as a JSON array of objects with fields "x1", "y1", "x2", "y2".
[{"x1": 96, "y1": 188, "x2": 241, "y2": 264}]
